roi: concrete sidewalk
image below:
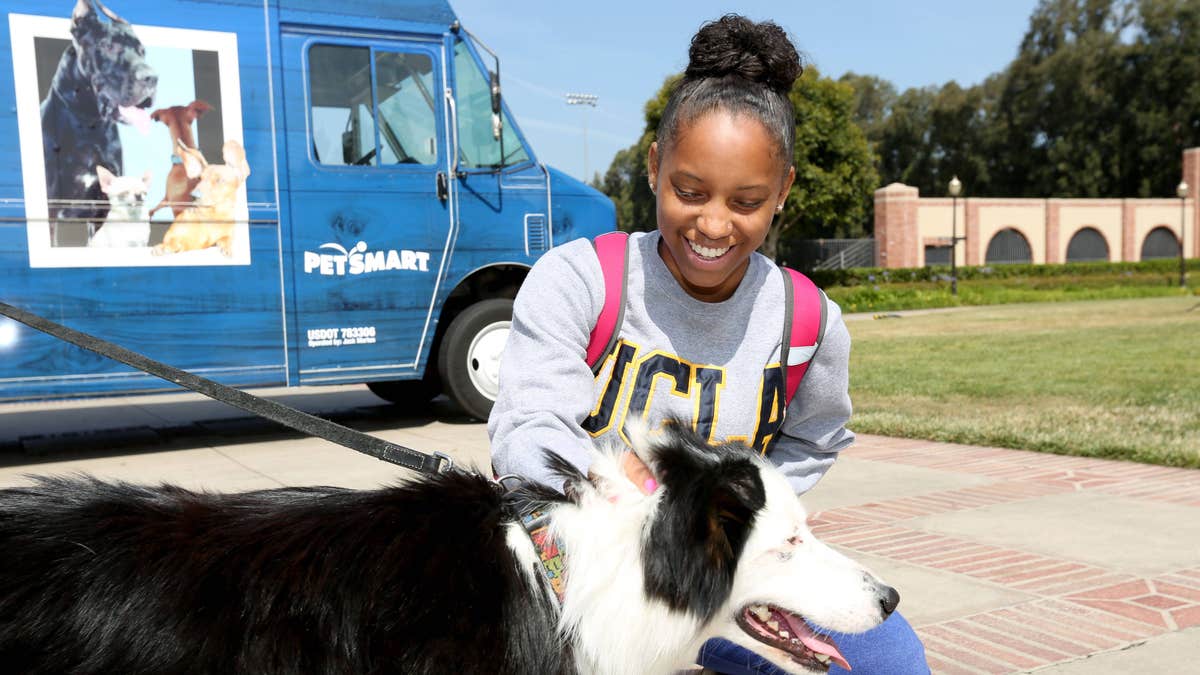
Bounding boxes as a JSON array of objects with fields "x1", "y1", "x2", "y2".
[{"x1": 1, "y1": 386, "x2": 1197, "y2": 673}]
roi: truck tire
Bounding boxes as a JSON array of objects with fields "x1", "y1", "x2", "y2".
[
  {"x1": 366, "y1": 373, "x2": 440, "y2": 407},
  {"x1": 437, "y1": 298, "x2": 513, "y2": 421}
]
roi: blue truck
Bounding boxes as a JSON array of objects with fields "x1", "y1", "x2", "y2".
[{"x1": 0, "y1": 0, "x2": 615, "y2": 419}]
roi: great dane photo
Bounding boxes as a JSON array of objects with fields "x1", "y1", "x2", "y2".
[{"x1": 39, "y1": 0, "x2": 156, "y2": 240}]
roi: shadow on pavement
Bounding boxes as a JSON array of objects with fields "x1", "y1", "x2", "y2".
[{"x1": 0, "y1": 388, "x2": 480, "y2": 468}]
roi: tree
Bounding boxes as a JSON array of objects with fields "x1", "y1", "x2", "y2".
[
  {"x1": 838, "y1": 72, "x2": 897, "y2": 148},
  {"x1": 860, "y1": 0, "x2": 1200, "y2": 201},
  {"x1": 1124, "y1": 0, "x2": 1200, "y2": 196},
  {"x1": 875, "y1": 86, "x2": 936, "y2": 189},
  {"x1": 990, "y1": 0, "x2": 1135, "y2": 197},
  {"x1": 777, "y1": 66, "x2": 878, "y2": 257}
]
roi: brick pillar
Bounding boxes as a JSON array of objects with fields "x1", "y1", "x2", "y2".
[
  {"x1": 1121, "y1": 199, "x2": 1137, "y2": 261},
  {"x1": 1185, "y1": 148, "x2": 1200, "y2": 259},
  {"x1": 874, "y1": 183, "x2": 919, "y2": 268},
  {"x1": 965, "y1": 199, "x2": 981, "y2": 265},
  {"x1": 1045, "y1": 199, "x2": 1061, "y2": 264}
]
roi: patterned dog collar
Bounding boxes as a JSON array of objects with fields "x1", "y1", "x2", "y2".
[{"x1": 521, "y1": 509, "x2": 566, "y2": 604}]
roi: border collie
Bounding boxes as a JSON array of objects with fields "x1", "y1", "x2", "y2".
[{"x1": 0, "y1": 424, "x2": 897, "y2": 674}]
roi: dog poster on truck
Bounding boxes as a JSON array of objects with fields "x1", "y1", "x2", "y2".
[
  {"x1": 0, "y1": 0, "x2": 615, "y2": 417},
  {"x1": 9, "y1": 0, "x2": 248, "y2": 267}
]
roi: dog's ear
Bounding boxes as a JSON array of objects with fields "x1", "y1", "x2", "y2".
[
  {"x1": 222, "y1": 141, "x2": 251, "y2": 181},
  {"x1": 95, "y1": 165, "x2": 115, "y2": 192},
  {"x1": 189, "y1": 100, "x2": 214, "y2": 117},
  {"x1": 705, "y1": 462, "x2": 766, "y2": 558},
  {"x1": 140, "y1": 170, "x2": 153, "y2": 188},
  {"x1": 72, "y1": 0, "x2": 95, "y2": 25},
  {"x1": 177, "y1": 141, "x2": 207, "y2": 179},
  {"x1": 642, "y1": 435, "x2": 766, "y2": 621}
]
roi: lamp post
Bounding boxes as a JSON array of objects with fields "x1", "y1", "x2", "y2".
[
  {"x1": 1179, "y1": 180, "x2": 1189, "y2": 288},
  {"x1": 565, "y1": 92, "x2": 598, "y2": 182},
  {"x1": 949, "y1": 176, "x2": 963, "y2": 295}
]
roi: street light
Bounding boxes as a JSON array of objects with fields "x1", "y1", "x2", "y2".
[
  {"x1": 565, "y1": 92, "x2": 598, "y2": 182},
  {"x1": 949, "y1": 176, "x2": 964, "y2": 295},
  {"x1": 1178, "y1": 180, "x2": 1189, "y2": 288}
]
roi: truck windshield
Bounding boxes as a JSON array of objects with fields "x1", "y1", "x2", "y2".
[
  {"x1": 308, "y1": 44, "x2": 438, "y2": 167},
  {"x1": 453, "y1": 40, "x2": 529, "y2": 169}
]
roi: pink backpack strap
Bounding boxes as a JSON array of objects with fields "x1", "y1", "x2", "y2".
[
  {"x1": 779, "y1": 266, "x2": 826, "y2": 406},
  {"x1": 586, "y1": 231, "x2": 630, "y2": 371}
]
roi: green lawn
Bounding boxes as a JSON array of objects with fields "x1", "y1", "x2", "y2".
[{"x1": 845, "y1": 296, "x2": 1200, "y2": 468}]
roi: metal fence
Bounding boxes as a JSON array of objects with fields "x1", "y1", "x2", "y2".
[{"x1": 783, "y1": 238, "x2": 876, "y2": 271}]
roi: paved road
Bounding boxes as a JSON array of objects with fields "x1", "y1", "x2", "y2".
[{"x1": 1, "y1": 386, "x2": 1197, "y2": 673}]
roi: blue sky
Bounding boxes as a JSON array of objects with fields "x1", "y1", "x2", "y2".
[{"x1": 450, "y1": 0, "x2": 1041, "y2": 182}]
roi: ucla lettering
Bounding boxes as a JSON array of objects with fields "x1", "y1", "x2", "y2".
[
  {"x1": 583, "y1": 342, "x2": 637, "y2": 435},
  {"x1": 621, "y1": 352, "x2": 693, "y2": 444},
  {"x1": 751, "y1": 364, "x2": 787, "y2": 451},
  {"x1": 693, "y1": 366, "x2": 726, "y2": 442},
  {"x1": 586, "y1": 339, "x2": 782, "y2": 452}
]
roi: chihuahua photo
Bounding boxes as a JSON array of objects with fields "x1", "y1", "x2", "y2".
[{"x1": 87, "y1": 166, "x2": 152, "y2": 248}]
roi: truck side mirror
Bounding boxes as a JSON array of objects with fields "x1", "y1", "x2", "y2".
[
  {"x1": 342, "y1": 130, "x2": 355, "y2": 165},
  {"x1": 489, "y1": 71, "x2": 502, "y2": 141},
  {"x1": 489, "y1": 71, "x2": 501, "y2": 114}
]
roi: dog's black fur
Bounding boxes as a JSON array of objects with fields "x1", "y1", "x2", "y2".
[
  {"x1": 642, "y1": 436, "x2": 767, "y2": 619},
  {"x1": 0, "y1": 425, "x2": 795, "y2": 675},
  {"x1": 0, "y1": 472, "x2": 571, "y2": 675},
  {"x1": 40, "y1": 0, "x2": 156, "y2": 230}
]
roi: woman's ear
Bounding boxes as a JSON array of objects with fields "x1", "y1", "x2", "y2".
[
  {"x1": 778, "y1": 165, "x2": 796, "y2": 209},
  {"x1": 646, "y1": 142, "x2": 660, "y2": 193}
]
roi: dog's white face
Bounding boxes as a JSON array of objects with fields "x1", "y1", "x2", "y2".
[
  {"x1": 547, "y1": 424, "x2": 895, "y2": 675},
  {"x1": 96, "y1": 166, "x2": 151, "y2": 216},
  {"x1": 713, "y1": 462, "x2": 892, "y2": 672}
]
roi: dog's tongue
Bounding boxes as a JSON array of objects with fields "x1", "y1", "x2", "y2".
[
  {"x1": 119, "y1": 105, "x2": 152, "y2": 135},
  {"x1": 781, "y1": 613, "x2": 852, "y2": 671}
]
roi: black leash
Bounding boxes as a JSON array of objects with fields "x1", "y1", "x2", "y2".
[{"x1": 0, "y1": 301, "x2": 452, "y2": 475}]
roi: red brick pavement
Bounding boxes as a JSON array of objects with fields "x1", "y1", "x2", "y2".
[{"x1": 809, "y1": 435, "x2": 1200, "y2": 673}]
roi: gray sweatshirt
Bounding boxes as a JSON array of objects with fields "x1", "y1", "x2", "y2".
[{"x1": 488, "y1": 231, "x2": 855, "y2": 494}]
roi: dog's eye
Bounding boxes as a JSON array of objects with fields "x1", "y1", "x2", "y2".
[{"x1": 787, "y1": 535, "x2": 803, "y2": 546}]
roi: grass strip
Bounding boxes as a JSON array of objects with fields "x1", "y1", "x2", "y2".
[{"x1": 845, "y1": 297, "x2": 1200, "y2": 468}]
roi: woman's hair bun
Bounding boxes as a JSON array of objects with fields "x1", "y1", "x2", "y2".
[{"x1": 685, "y1": 14, "x2": 802, "y2": 95}]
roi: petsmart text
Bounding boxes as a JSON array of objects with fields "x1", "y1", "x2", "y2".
[{"x1": 304, "y1": 241, "x2": 430, "y2": 276}]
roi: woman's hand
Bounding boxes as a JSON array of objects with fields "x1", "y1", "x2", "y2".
[{"x1": 620, "y1": 452, "x2": 658, "y2": 495}]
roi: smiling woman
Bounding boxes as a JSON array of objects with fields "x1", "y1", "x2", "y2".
[
  {"x1": 648, "y1": 111, "x2": 793, "y2": 302},
  {"x1": 488, "y1": 13, "x2": 930, "y2": 675}
]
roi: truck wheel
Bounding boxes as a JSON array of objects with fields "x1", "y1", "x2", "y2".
[
  {"x1": 366, "y1": 373, "x2": 440, "y2": 407},
  {"x1": 437, "y1": 298, "x2": 513, "y2": 421}
]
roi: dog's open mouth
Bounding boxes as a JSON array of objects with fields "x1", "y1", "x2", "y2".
[
  {"x1": 118, "y1": 97, "x2": 155, "y2": 135},
  {"x1": 736, "y1": 604, "x2": 850, "y2": 672}
]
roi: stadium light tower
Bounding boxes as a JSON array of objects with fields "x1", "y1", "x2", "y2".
[{"x1": 566, "y1": 92, "x2": 598, "y2": 182}]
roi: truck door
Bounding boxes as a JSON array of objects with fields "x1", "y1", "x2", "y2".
[{"x1": 280, "y1": 32, "x2": 449, "y2": 384}]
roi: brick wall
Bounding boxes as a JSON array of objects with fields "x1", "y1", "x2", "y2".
[{"x1": 873, "y1": 148, "x2": 1197, "y2": 268}]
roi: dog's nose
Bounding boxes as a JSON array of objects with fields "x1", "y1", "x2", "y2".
[{"x1": 880, "y1": 585, "x2": 900, "y2": 618}]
